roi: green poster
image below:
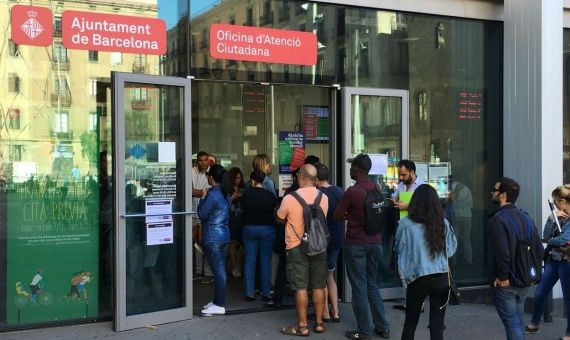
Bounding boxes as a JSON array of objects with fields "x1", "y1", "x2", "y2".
[
  {"x1": 6, "y1": 182, "x2": 99, "y2": 324},
  {"x1": 399, "y1": 192, "x2": 413, "y2": 218},
  {"x1": 279, "y1": 140, "x2": 293, "y2": 164}
]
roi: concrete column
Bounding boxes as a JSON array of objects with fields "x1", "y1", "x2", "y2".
[{"x1": 503, "y1": 0, "x2": 563, "y2": 226}]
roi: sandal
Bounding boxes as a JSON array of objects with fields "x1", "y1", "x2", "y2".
[
  {"x1": 332, "y1": 315, "x2": 340, "y2": 323},
  {"x1": 280, "y1": 324, "x2": 310, "y2": 337},
  {"x1": 314, "y1": 322, "x2": 326, "y2": 334}
]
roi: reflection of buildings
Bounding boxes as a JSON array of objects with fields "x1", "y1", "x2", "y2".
[{"x1": 0, "y1": 0, "x2": 160, "y2": 183}]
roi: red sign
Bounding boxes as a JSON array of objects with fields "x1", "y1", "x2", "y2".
[
  {"x1": 11, "y1": 5, "x2": 53, "y2": 47},
  {"x1": 458, "y1": 89, "x2": 483, "y2": 120},
  {"x1": 290, "y1": 148, "x2": 306, "y2": 171},
  {"x1": 210, "y1": 23, "x2": 317, "y2": 66},
  {"x1": 62, "y1": 11, "x2": 166, "y2": 55},
  {"x1": 303, "y1": 113, "x2": 318, "y2": 140}
]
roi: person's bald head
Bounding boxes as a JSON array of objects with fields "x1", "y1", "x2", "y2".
[{"x1": 298, "y1": 164, "x2": 317, "y2": 187}]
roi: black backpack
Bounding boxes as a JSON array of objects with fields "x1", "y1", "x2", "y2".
[
  {"x1": 501, "y1": 211, "x2": 542, "y2": 287},
  {"x1": 290, "y1": 191, "x2": 329, "y2": 256},
  {"x1": 364, "y1": 186, "x2": 389, "y2": 236}
]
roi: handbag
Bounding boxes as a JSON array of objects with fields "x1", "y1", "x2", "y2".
[
  {"x1": 447, "y1": 263, "x2": 461, "y2": 305},
  {"x1": 440, "y1": 227, "x2": 460, "y2": 309}
]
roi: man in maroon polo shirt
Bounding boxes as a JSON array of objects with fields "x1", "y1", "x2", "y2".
[{"x1": 334, "y1": 154, "x2": 390, "y2": 340}]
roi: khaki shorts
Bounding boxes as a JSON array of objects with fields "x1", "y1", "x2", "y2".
[{"x1": 286, "y1": 246, "x2": 327, "y2": 291}]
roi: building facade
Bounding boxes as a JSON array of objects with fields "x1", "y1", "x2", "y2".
[{"x1": 0, "y1": 0, "x2": 567, "y2": 332}]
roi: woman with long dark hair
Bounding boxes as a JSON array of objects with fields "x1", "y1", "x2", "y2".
[
  {"x1": 198, "y1": 164, "x2": 232, "y2": 316},
  {"x1": 395, "y1": 184, "x2": 457, "y2": 340}
]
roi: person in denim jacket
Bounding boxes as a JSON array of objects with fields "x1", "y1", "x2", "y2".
[
  {"x1": 198, "y1": 164, "x2": 231, "y2": 316},
  {"x1": 526, "y1": 185, "x2": 570, "y2": 340},
  {"x1": 394, "y1": 184, "x2": 457, "y2": 340}
]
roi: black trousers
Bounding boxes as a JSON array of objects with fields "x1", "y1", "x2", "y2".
[{"x1": 402, "y1": 273, "x2": 449, "y2": 340}]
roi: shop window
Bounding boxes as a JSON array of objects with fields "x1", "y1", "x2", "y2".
[
  {"x1": 9, "y1": 145, "x2": 22, "y2": 162},
  {"x1": 8, "y1": 109, "x2": 20, "y2": 129},
  {"x1": 88, "y1": 50, "x2": 99, "y2": 62},
  {"x1": 8, "y1": 39, "x2": 20, "y2": 57},
  {"x1": 89, "y1": 111, "x2": 98, "y2": 131},
  {"x1": 54, "y1": 110, "x2": 69, "y2": 133},
  {"x1": 54, "y1": 17, "x2": 62, "y2": 37},
  {"x1": 111, "y1": 52, "x2": 122, "y2": 65},
  {"x1": 8, "y1": 73, "x2": 20, "y2": 93}
]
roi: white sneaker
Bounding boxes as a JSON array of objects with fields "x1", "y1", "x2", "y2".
[
  {"x1": 201, "y1": 304, "x2": 225, "y2": 316},
  {"x1": 203, "y1": 301, "x2": 214, "y2": 309}
]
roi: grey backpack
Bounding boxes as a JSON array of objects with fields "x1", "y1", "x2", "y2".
[{"x1": 290, "y1": 191, "x2": 329, "y2": 256}]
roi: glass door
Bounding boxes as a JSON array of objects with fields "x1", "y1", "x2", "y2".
[
  {"x1": 112, "y1": 72, "x2": 193, "y2": 331},
  {"x1": 341, "y1": 87, "x2": 409, "y2": 300}
]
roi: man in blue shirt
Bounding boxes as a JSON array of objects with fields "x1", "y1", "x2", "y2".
[{"x1": 391, "y1": 160, "x2": 424, "y2": 312}]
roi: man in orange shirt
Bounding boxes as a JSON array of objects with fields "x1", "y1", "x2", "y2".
[{"x1": 278, "y1": 164, "x2": 329, "y2": 336}]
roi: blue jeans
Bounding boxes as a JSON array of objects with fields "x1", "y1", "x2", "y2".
[
  {"x1": 491, "y1": 286, "x2": 528, "y2": 340},
  {"x1": 243, "y1": 225, "x2": 276, "y2": 297},
  {"x1": 530, "y1": 260, "x2": 570, "y2": 335},
  {"x1": 344, "y1": 244, "x2": 390, "y2": 335},
  {"x1": 203, "y1": 242, "x2": 228, "y2": 307}
]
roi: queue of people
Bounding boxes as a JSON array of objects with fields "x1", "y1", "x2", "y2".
[{"x1": 192, "y1": 150, "x2": 570, "y2": 340}]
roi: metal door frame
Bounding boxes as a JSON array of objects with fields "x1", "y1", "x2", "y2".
[
  {"x1": 341, "y1": 87, "x2": 409, "y2": 301},
  {"x1": 112, "y1": 72, "x2": 193, "y2": 331}
]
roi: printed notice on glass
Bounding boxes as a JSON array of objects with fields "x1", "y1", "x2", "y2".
[
  {"x1": 158, "y1": 142, "x2": 176, "y2": 163},
  {"x1": 145, "y1": 199, "x2": 173, "y2": 223},
  {"x1": 369, "y1": 154, "x2": 388, "y2": 175},
  {"x1": 428, "y1": 163, "x2": 450, "y2": 181},
  {"x1": 415, "y1": 162, "x2": 429, "y2": 182},
  {"x1": 146, "y1": 222, "x2": 173, "y2": 245}
]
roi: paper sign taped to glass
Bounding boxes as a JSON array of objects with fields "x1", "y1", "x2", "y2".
[
  {"x1": 368, "y1": 154, "x2": 388, "y2": 175},
  {"x1": 146, "y1": 222, "x2": 174, "y2": 246}
]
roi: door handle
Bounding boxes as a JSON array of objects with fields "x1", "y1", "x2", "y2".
[{"x1": 120, "y1": 211, "x2": 196, "y2": 218}]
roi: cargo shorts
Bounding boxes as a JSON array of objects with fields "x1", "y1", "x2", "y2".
[{"x1": 286, "y1": 245, "x2": 327, "y2": 291}]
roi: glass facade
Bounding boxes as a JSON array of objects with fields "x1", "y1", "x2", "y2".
[
  {"x1": 189, "y1": 0, "x2": 503, "y2": 285},
  {"x1": 0, "y1": 0, "x2": 503, "y2": 331}
]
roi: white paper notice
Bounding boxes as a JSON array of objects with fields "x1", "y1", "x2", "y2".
[
  {"x1": 415, "y1": 162, "x2": 429, "y2": 182},
  {"x1": 146, "y1": 222, "x2": 173, "y2": 245},
  {"x1": 145, "y1": 199, "x2": 173, "y2": 223},
  {"x1": 158, "y1": 142, "x2": 176, "y2": 163},
  {"x1": 428, "y1": 163, "x2": 451, "y2": 180},
  {"x1": 369, "y1": 154, "x2": 388, "y2": 175},
  {"x1": 278, "y1": 174, "x2": 293, "y2": 197}
]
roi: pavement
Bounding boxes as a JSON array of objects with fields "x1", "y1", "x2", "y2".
[{"x1": 3, "y1": 301, "x2": 567, "y2": 340}]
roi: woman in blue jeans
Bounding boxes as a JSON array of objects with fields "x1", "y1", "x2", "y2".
[
  {"x1": 198, "y1": 164, "x2": 231, "y2": 316},
  {"x1": 526, "y1": 185, "x2": 570, "y2": 340},
  {"x1": 240, "y1": 170, "x2": 278, "y2": 301}
]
